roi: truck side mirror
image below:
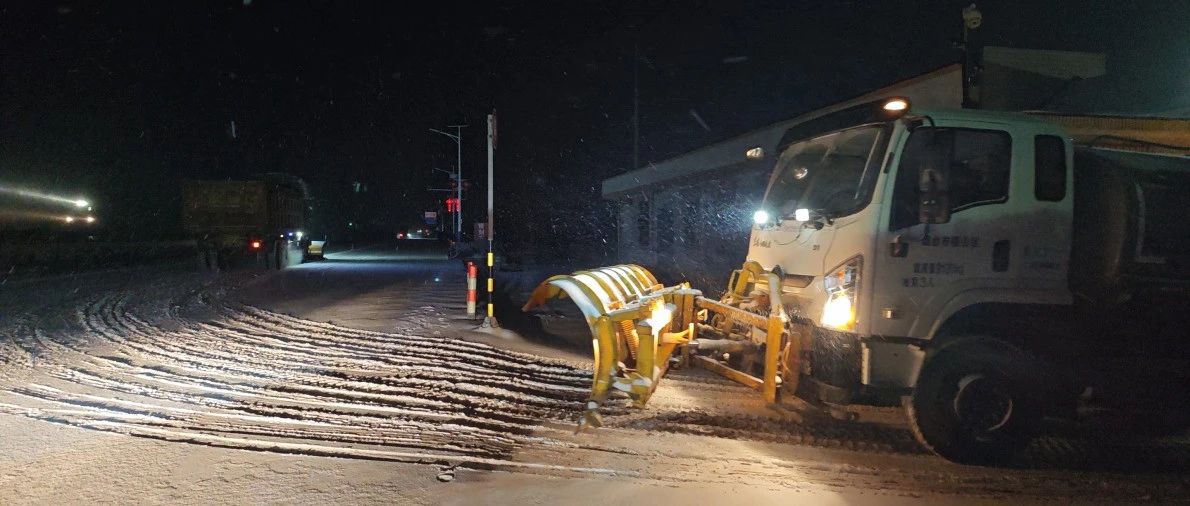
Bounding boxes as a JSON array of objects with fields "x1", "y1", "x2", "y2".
[
  {"x1": 918, "y1": 167, "x2": 951, "y2": 224},
  {"x1": 916, "y1": 129, "x2": 951, "y2": 224}
]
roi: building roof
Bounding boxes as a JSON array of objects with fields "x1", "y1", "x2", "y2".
[{"x1": 982, "y1": 46, "x2": 1106, "y2": 80}]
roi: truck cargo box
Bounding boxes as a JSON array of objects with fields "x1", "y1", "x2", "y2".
[
  {"x1": 1070, "y1": 147, "x2": 1190, "y2": 307},
  {"x1": 181, "y1": 180, "x2": 268, "y2": 236},
  {"x1": 181, "y1": 179, "x2": 303, "y2": 237}
]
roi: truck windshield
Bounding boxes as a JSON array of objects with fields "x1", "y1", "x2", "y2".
[{"x1": 764, "y1": 124, "x2": 890, "y2": 219}]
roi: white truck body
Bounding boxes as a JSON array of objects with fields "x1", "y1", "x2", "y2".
[{"x1": 748, "y1": 109, "x2": 1086, "y2": 391}]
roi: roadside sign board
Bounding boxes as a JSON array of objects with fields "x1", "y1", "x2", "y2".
[{"x1": 424, "y1": 211, "x2": 437, "y2": 225}]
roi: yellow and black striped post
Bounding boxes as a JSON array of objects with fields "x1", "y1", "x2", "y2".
[
  {"x1": 485, "y1": 251, "x2": 495, "y2": 322},
  {"x1": 481, "y1": 111, "x2": 499, "y2": 328}
]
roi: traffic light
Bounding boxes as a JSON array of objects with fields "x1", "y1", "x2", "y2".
[{"x1": 445, "y1": 197, "x2": 459, "y2": 213}]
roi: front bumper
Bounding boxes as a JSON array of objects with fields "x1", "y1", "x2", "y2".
[
  {"x1": 806, "y1": 326, "x2": 863, "y2": 403},
  {"x1": 803, "y1": 326, "x2": 925, "y2": 405}
]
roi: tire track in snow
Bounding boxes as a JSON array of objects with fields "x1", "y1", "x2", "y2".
[
  {"x1": 81, "y1": 293, "x2": 593, "y2": 427},
  {"x1": 0, "y1": 281, "x2": 602, "y2": 471},
  {"x1": 9, "y1": 270, "x2": 1182, "y2": 488},
  {"x1": 0, "y1": 281, "x2": 950, "y2": 466}
]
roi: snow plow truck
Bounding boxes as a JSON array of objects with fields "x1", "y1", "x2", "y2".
[{"x1": 523, "y1": 98, "x2": 1190, "y2": 464}]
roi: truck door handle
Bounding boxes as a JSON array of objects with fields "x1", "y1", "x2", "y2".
[{"x1": 992, "y1": 240, "x2": 1010, "y2": 272}]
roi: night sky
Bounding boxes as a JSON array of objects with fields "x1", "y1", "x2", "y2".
[{"x1": 2, "y1": 1, "x2": 1186, "y2": 245}]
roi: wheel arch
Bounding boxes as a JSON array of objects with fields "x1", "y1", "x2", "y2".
[{"x1": 922, "y1": 303, "x2": 1081, "y2": 419}]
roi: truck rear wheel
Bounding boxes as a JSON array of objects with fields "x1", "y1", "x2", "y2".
[{"x1": 906, "y1": 339, "x2": 1043, "y2": 465}]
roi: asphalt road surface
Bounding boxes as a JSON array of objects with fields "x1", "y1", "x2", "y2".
[{"x1": 1, "y1": 242, "x2": 1186, "y2": 504}]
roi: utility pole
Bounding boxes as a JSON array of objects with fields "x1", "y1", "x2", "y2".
[
  {"x1": 429, "y1": 124, "x2": 468, "y2": 242},
  {"x1": 959, "y1": 4, "x2": 983, "y2": 109},
  {"x1": 482, "y1": 110, "x2": 498, "y2": 328}
]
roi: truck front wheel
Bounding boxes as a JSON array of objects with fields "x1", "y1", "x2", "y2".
[{"x1": 906, "y1": 339, "x2": 1043, "y2": 465}]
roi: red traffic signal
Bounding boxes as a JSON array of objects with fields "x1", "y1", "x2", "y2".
[{"x1": 445, "y1": 197, "x2": 459, "y2": 212}]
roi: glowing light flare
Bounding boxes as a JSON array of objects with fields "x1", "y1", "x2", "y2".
[
  {"x1": 250, "y1": 240, "x2": 262, "y2": 250},
  {"x1": 645, "y1": 300, "x2": 675, "y2": 334},
  {"x1": 752, "y1": 209, "x2": 770, "y2": 225},
  {"x1": 0, "y1": 186, "x2": 93, "y2": 209},
  {"x1": 0, "y1": 209, "x2": 73, "y2": 223},
  {"x1": 883, "y1": 98, "x2": 909, "y2": 112},
  {"x1": 794, "y1": 208, "x2": 811, "y2": 222},
  {"x1": 821, "y1": 293, "x2": 856, "y2": 330},
  {"x1": 63, "y1": 216, "x2": 75, "y2": 223},
  {"x1": 85, "y1": 216, "x2": 96, "y2": 223}
]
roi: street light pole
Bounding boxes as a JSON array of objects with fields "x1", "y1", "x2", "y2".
[{"x1": 429, "y1": 124, "x2": 468, "y2": 242}]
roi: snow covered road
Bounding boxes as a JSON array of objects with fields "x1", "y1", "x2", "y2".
[{"x1": 1, "y1": 243, "x2": 1187, "y2": 504}]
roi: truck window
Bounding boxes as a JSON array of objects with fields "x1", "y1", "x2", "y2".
[
  {"x1": 890, "y1": 128, "x2": 1012, "y2": 230},
  {"x1": 1034, "y1": 135, "x2": 1066, "y2": 201},
  {"x1": 764, "y1": 124, "x2": 889, "y2": 220}
]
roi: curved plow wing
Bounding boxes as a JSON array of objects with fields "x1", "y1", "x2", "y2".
[
  {"x1": 521, "y1": 264, "x2": 659, "y2": 322},
  {"x1": 522, "y1": 264, "x2": 696, "y2": 427},
  {"x1": 521, "y1": 261, "x2": 801, "y2": 430}
]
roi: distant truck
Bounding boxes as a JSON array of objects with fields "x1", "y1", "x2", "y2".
[{"x1": 182, "y1": 178, "x2": 317, "y2": 269}]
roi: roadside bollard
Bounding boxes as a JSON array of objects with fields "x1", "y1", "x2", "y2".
[
  {"x1": 486, "y1": 252, "x2": 495, "y2": 323},
  {"x1": 466, "y1": 261, "x2": 478, "y2": 317}
]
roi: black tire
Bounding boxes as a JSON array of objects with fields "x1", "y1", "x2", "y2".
[{"x1": 906, "y1": 339, "x2": 1044, "y2": 465}]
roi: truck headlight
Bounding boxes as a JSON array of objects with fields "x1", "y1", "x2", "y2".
[{"x1": 821, "y1": 256, "x2": 861, "y2": 331}]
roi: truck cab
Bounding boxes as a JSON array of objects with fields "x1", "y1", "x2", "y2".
[{"x1": 748, "y1": 98, "x2": 1190, "y2": 463}]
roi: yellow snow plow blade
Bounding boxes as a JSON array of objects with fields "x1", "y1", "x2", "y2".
[{"x1": 523, "y1": 262, "x2": 807, "y2": 429}]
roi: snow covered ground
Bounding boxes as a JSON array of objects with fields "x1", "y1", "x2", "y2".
[{"x1": 0, "y1": 243, "x2": 1186, "y2": 504}]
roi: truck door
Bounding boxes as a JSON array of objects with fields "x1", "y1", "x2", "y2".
[{"x1": 870, "y1": 125, "x2": 1021, "y2": 340}]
